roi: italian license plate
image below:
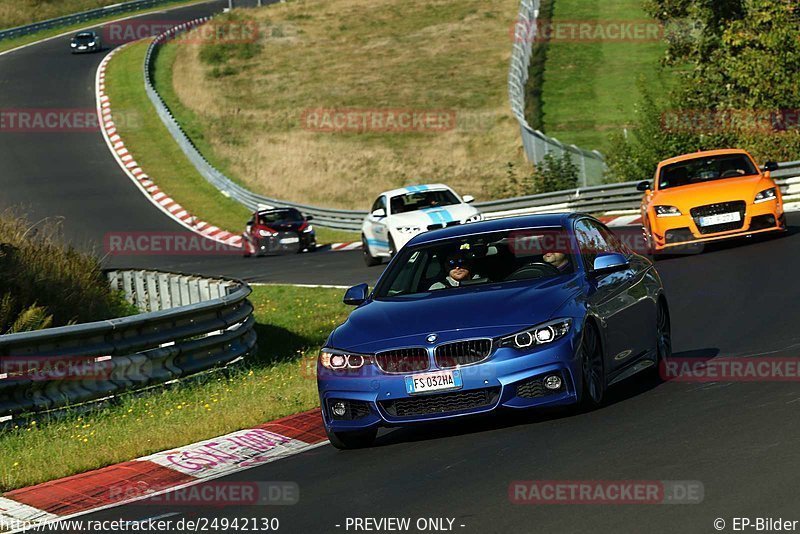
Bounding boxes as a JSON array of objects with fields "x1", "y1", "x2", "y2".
[
  {"x1": 280, "y1": 237, "x2": 300, "y2": 244},
  {"x1": 698, "y1": 212, "x2": 741, "y2": 227},
  {"x1": 405, "y1": 370, "x2": 462, "y2": 395}
]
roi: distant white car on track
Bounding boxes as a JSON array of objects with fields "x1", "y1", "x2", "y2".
[{"x1": 361, "y1": 184, "x2": 483, "y2": 266}]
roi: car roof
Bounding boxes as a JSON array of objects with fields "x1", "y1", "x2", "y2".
[
  {"x1": 408, "y1": 212, "x2": 585, "y2": 246},
  {"x1": 658, "y1": 148, "x2": 752, "y2": 168},
  {"x1": 75, "y1": 32, "x2": 96, "y2": 37},
  {"x1": 379, "y1": 184, "x2": 453, "y2": 198}
]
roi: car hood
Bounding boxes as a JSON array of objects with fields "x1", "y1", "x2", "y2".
[
  {"x1": 389, "y1": 203, "x2": 479, "y2": 228},
  {"x1": 651, "y1": 174, "x2": 772, "y2": 208},
  {"x1": 329, "y1": 275, "x2": 582, "y2": 353}
]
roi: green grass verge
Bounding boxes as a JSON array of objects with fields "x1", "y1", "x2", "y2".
[
  {"x1": 0, "y1": 284, "x2": 349, "y2": 492},
  {"x1": 108, "y1": 40, "x2": 359, "y2": 245},
  {"x1": 538, "y1": 0, "x2": 673, "y2": 152},
  {"x1": 0, "y1": 0, "x2": 208, "y2": 55}
]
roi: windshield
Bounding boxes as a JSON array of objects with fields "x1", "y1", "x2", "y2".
[
  {"x1": 658, "y1": 154, "x2": 758, "y2": 190},
  {"x1": 257, "y1": 210, "x2": 303, "y2": 224},
  {"x1": 74, "y1": 33, "x2": 95, "y2": 42},
  {"x1": 390, "y1": 190, "x2": 460, "y2": 214},
  {"x1": 374, "y1": 228, "x2": 575, "y2": 298}
]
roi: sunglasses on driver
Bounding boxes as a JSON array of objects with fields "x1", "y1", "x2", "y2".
[{"x1": 447, "y1": 258, "x2": 471, "y2": 268}]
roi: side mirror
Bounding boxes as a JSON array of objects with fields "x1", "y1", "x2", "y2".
[
  {"x1": 636, "y1": 181, "x2": 651, "y2": 192},
  {"x1": 462, "y1": 195, "x2": 475, "y2": 204},
  {"x1": 371, "y1": 208, "x2": 386, "y2": 218},
  {"x1": 305, "y1": 215, "x2": 314, "y2": 222},
  {"x1": 343, "y1": 283, "x2": 369, "y2": 306},
  {"x1": 763, "y1": 161, "x2": 779, "y2": 172},
  {"x1": 591, "y1": 252, "x2": 630, "y2": 276}
]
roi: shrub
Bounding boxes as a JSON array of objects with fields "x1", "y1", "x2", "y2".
[
  {"x1": 532, "y1": 152, "x2": 579, "y2": 193},
  {"x1": 0, "y1": 212, "x2": 135, "y2": 333}
]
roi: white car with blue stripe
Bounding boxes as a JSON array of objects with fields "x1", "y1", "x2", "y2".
[{"x1": 361, "y1": 184, "x2": 483, "y2": 266}]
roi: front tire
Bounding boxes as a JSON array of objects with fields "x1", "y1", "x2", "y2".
[
  {"x1": 578, "y1": 322, "x2": 605, "y2": 409},
  {"x1": 362, "y1": 235, "x2": 381, "y2": 267},
  {"x1": 326, "y1": 427, "x2": 377, "y2": 450}
]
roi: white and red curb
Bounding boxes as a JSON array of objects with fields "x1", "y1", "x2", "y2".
[
  {"x1": 0, "y1": 410, "x2": 328, "y2": 532},
  {"x1": 599, "y1": 213, "x2": 643, "y2": 227},
  {"x1": 96, "y1": 44, "x2": 243, "y2": 249}
]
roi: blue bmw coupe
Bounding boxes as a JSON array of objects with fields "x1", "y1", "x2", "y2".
[{"x1": 318, "y1": 213, "x2": 671, "y2": 448}]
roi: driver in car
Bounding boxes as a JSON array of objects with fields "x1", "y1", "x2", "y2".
[
  {"x1": 542, "y1": 249, "x2": 571, "y2": 273},
  {"x1": 429, "y1": 245, "x2": 485, "y2": 290}
]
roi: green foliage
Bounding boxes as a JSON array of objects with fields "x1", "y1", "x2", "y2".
[
  {"x1": 0, "y1": 212, "x2": 136, "y2": 333},
  {"x1": 532, "y1": 152, "x2": 579, "y2": 193},
  {"x1": 524, "y1": 0, "x2": 556, "y2": 131},
  {"x1": 6, "y1": 303, "x2": 53, "y2": 334},
  {"x1": 610, "y1": 0, "x2": 800, "y2": 178},
  {"x1": 489, "y1": 162, "x2": 532, "y2": 198}
]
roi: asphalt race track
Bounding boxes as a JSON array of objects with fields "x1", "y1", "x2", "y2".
[
  {"x1": 44, "y1": 224, "x2": 800, "y2": 533},
  {"x1": 4, "y1": 2, "x2": 800, "y2": 533}
]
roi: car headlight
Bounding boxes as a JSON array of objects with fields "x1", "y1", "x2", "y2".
[
  {"x1": 88, "y1": 41, "x2": 96, "y2": 46},
  {"x1": 303, "y1": 225, "x2": 314, "y2": 233},
  {"x1": 465, "y1": 213, "x2": 484, "y2": 223},
  {"x1": 319, "y1": 349, "x2": 370, "y2": 370},
  {"x1": 654, "y1": 205, "x2": 682, "y2": 217},
  {"x1": 497, "y1": 319, "x2": 572, "y2": 349},
  {"x1": 396, "y1": 226, "x2": 422, "y2": 234},
  {"x1": 71, "y1": 43, "x2": 77, "y2": 47},
  {"x1": 258, "y1": 229, "x2": 274, "y2": 237},
  {"x1": 754, "y1": 187, "x2": 777, "y2": 203}
]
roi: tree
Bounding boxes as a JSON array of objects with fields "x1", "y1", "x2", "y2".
[{"x1": 532, "y1": 152, "x2": 579, "y2": 193}]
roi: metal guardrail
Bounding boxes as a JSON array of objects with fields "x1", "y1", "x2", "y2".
[
  {"x1": 0, "y1": 270, "x2": 255, "y2": 420},
  {"x1": 142, "y1": 20, "x2": 800, "y2": 232},
  {"x1": 0, "y1": 0, "x2": 184, "y2": 42},
  {"x1": 508, "y1": 0, "x2": 607, "y2": 187},
  {"x1": 481, "y1": 165, "x2": 800, "y2": 220}
]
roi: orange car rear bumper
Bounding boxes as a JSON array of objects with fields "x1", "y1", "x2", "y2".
[{"x1": 649, "y1": 201, "x2": 785, "y2": 250}]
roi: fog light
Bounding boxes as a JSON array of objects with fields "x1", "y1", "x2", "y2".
[
  {"x1": 331, "y1": 401, "x2": 347, "y2": 417},
  {"x1": 543, "y1": 375, "x2": 562, "y2": 390}
]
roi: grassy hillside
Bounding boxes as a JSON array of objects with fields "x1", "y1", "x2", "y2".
[
  {"x1": 537, "y1": 0, "x2": 672, "y2": 152},
  {"x1": 164, "y1": 0, "x2": 528, "y2": 209}
]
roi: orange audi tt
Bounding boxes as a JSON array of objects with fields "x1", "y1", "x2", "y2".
[{"x1": 638, "y1": 149, "x2": 786, "y2": 252}]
